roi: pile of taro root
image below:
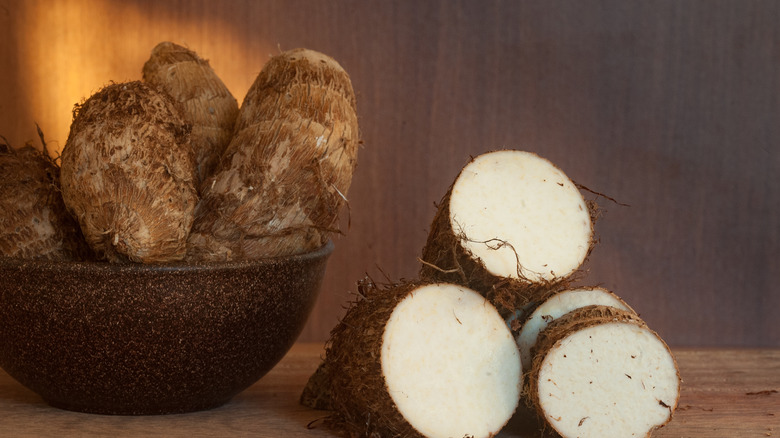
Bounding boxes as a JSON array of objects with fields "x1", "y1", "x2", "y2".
[
  {"x1": 301, "y1": 150, "x2": 681, "y2": 438},
  {"x1": 1, "y1": 42, "x2": 358, "y2": 265}
]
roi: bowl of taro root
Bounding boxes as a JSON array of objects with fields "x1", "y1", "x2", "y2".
[
  {"x1": 0, "y1": 240, "x2": 333, "y2": 415},
  {"x1": 0, "y1": 44, "x2": 358, "y2": 414}
]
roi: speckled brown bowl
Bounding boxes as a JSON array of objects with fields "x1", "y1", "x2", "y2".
[{"x1": 0, "y1": 241, "x2": 333, "y2": 415}]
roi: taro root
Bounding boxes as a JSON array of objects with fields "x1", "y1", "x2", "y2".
[
  {"x1": 420, "y1": 150, "x2": 595, "y2": 313},
  {"x1": 301, "y1": 280, "x2": 522, "y2": 438},
  {"x1": 187, "y1": 48, "x2": 359, "y2": 261},
  {"x1": 60, "y1": 81, "x2": 198, "y2": 263},
  {"x1": 514, "y1": 287, "x2": 635, "y2": 371},
  {"x1": 142, "y1": 41, "x2": 239, "y2": 184},
  {"x1": 0, "y1": 140, "x2": 90, "y2": 260},
  {"x1": 526, "y1": 305, "x2": 680, "y2": 438}
]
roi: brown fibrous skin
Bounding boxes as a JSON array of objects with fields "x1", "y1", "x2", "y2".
[
  {"x1": 60, "y1": 81, "x2": 199, "y2": 264},
  {"x1": 525, "y1": 305, "x2": 681, "y2": 436},
  {"x1": 299, "y1": 360, "x2": 333, "y2": 411},
  {"x1": 187, "y1": 48, "x2": 360, "y2": 262},
  {"x1": 302, "y1": 279, "x2": 427, "y2": 438},
  {"x1": 0, "y1": 142, "x2": 91, "y2": 261},
  {"x1": 142, "y1": 41, "x2": 239, "y2": 185}
]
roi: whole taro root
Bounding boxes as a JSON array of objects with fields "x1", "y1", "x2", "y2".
[
  {"x1": 0, "y1": 139, "x2": 90, "y2": 261},
  {"x1": 187, "y1": 48, "x2": 360, "y2": 261},
  {"x1": 60, "y1": 81, "x2": 199, "y2": 263},
  {"x1": 142, "y1": 41, "x2": 239, "y2": 185}
]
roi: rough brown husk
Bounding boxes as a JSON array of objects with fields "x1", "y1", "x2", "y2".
[
  {"x1": 142, "y1": 41, "x2": 239, "y2": 184},
  {"x1": 0, "y1": 140, "x2": 91, "y2": 260},
  {"x1": 525, "y1": 305, "x2": 680, "y2": 436},
  {"x1": 300, "y1": 361, "x2": 333, "y2": 411},
  {"x1": 187, "y1": 48, "x2": 359, "y2": 261},
  {"x1": 60, "y1": 81, "x2": 198, "y2": 263},
  {"x1": 301, "y1": 279, "x2": 428, "y2": 438}
]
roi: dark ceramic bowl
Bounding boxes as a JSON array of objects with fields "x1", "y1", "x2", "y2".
[{"x1": 0, "y1": 241, "x2": 332, "y2": 415}]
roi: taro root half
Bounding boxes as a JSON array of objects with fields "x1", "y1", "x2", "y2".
[
  {"x1": 526, "y1": 305, "x2": 681, "y2": 438},
  {"x1": 420, "y1": 150, "x2": 596, "y2": 313},
  {"x1": 302, "y1": 281, "x2": 522, "y2": 438}
]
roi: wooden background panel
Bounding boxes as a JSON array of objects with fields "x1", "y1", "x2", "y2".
[{"x1": 0, "y1": 0, "x2": 777, "y2": 347}]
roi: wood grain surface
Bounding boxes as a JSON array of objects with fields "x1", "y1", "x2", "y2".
[
  {"x1": 0, "y1": 0, "x2": 777, "y2": 346},
  {"x1": 0, "y1": 343, "x2": 778, "y2": 437}
]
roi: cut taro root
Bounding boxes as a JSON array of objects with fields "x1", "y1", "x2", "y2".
[
  {"x1": 420, "y1": 150, "x2": 595, "y2": 312},
  {"x1": 527, "y1": 305, "x2": 680, "y2": 438},
  {"x1": 304, "y1": 280, "x2": 522, "y2": 438},
  {"x1": 515, "y1": 287, "x2": 634, "y2": 371}
]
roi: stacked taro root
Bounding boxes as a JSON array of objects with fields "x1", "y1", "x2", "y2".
[
  {"x1": 302, "y1": 150, "x2": 680, "y2": 438},
  {"x1": 0, "y1": 43, "x2": 358, "y2": 265}
]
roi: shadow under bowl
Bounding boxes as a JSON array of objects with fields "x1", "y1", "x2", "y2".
[{"x1": 0, "y1": 241, "x2": 333, "y2": 415}]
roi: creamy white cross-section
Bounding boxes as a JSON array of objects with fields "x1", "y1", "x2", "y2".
[
  {"x1": 517, "y1": 288, "x2": 633, "y2": 370},
  {"x1": 535, "y1": 321, "x2": 680, "y2": 438},
  {"x1": 448, "y1": 150, "x2": 592, "y2": 283},
  {"x1": 380, "y1": 284, "x2": 522, "y2": 438}
]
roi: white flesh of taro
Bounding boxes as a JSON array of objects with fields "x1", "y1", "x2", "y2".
[
  {"x1": 517, "y1": 288, "x2": 633, "y2": 370},
  {"x1": 449, "y1": 150, "x2": 592, "y2": 283},
  {"x1": 381, "y1": 284, "x2": 522, "y2": 438},
  {"x1": 537, "y1": 323, "x2": 679, "y2": 438}
]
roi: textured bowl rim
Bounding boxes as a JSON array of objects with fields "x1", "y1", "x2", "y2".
[{"x1": 0, "y1": 240, "x2": 335, "y2": 273}]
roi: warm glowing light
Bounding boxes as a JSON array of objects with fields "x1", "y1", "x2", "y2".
[{"x1": 17, "y1": 0, "x2": 272, "y2": 156}]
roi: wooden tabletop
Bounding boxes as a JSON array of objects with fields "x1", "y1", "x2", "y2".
[{"x1": 1, "y1": 343, "x2": 778, "y2": 437}]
